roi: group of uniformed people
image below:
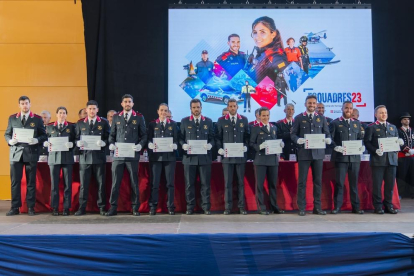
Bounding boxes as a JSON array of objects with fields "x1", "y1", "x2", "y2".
[{"x1": 5, "y1": 94, "x2": 412, "y2": 217}]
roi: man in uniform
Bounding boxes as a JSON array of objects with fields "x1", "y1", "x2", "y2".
[
  {"x1": 276, "y1": 103, "x2": 296, "y2": 160},
  {"x1": 147, "y1": 103, "x2": 178, "y2": 215},
  {"x1": 40, "y1": 110, "x2": 51, "y2": 156},
  {"x1": 397, "y1": 112, "x2": 414, "y2": 198},
  {"x1": 291, "y1": 95, "x2": 332, "y2": 216},
  {"x1": 250, "y1": 107, "x2": 285, "y2": 215},
  {"x1": 247, "y1": 108, "x2": 261, "y2": 160},
  {"x1": 216, "y1": 98, "x2": 249, "y2": 215},
  {"x1": 195, "y1": 50, "x2": 214, "y2": 84},
  {"x1": 317, "y1": 102, "x2": 333, "y2": 154},
  {"x1": 106, "y1": 94, "x2": 147, "y2": 216},
  {"x1": 107, "y1": 110, "x2": 116, "y2": 128},
  {"x1": 179, "y1": 99, "x2": 214, "y2": 215},
  {"x1": 74, "y1": 100, "x2": 110, "y2": 216},
  {"x1": 275, "y1": 72, "x2": 289, "y2": 107},
  {"x1": 215, "y1": 34, "x2": 247, "y2": 77},
  {"x1": 4, "y1": 96, "x2": 47, "y2": 216},
  {"x1": 78, "y1": 108, "x2": 87, "y2": 120},
  {"x1": 298, "y1": 36, "x2": 311, "y2": 74},
  {"x1": 241, "y1": 80, "x2": 255, "y2": 113},
  {"x1": 222, "y1": 107, "x2": 229, "y2": 117},
  {"x1": 364, "y1": 105, "x2": 403, "y2": 214},
  {"x1": 329, "y1": 101, "x2": 365, "y2": 214}
]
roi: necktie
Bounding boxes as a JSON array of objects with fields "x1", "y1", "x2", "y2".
[
  {"x1": 231, "y1": 116, "x2": 235, "y2": 127},
  {"x1": 195, "y1": 118, "x2": 199, "y2": 127},
  {"x1": 161, "y1": 121, "x2": 165, "y2": 131},
  {"x1": 288, "y1": 121, "x2": 292, "y2": 127},
  {"x1": 59, "y1": 123, "x2": 63, "y2": 130},
  {"x1": 22, "y1": 115, "x2": 26, "y2": 126},
  {"x1": 89, "y1": 120, "x2": 94, "y2": 130},
  {"x1": 125, "y1": 113, "x2": 128, "y2": 122},
  {"x1": 309, "y1": 114, "x2": 312, "y2": 121}
]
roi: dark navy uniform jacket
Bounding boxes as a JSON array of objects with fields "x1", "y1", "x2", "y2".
[
  {"x1": 46, "y1": 121, "x2": 76, "y2": 165},
  {"x1": 398, "y1": 126, "x2": 414, "y2": 158},
  {"x1": 195, "y1": 59, "x2": 214, "y2": 83},
  {"x1": 249, "y1": 122, "x2": 279, "y2": 166},
  {"x1": 215, "y1": 50, "x2": 246, "y2": 77},
  {"x1": 364, "y1": 121, "x2": 398, "y2": 166},
  {"x1": 147, "y1": 118, "x2": 178, "y2": 162},
  {"x1": 4, "y1": 112, "x2": 47, "y2": 162},
  {"x1": 329, "y1": 117, "x2": 362, "y2": 163},
  {"x1": 276, "y1": 118, "x2": 296, "y2": 160}
]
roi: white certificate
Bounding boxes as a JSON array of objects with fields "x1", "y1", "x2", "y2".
[
  {"x1": 188, "y1": 140, "x2": 207, "y2": 155},
  {"x1": 13, "y1": 128, "x2": 34, "y2": 143},
  {"x1": 378, "y1": 137, "x2": 400, "y2": 153},
  {"x1": 48, "y1": 137, "x2": 69, "y2": 152},
  {"x1": 80, "y1": 135, "x2": 101, "y2": 151},
  {"x1": 342, "y1": 140, "x2": 363, "y2": 155},
  {"x1": 265, "y1": 139, "x2": 283, "y2": 155},
  {"x1": 224, "y1": 143, "x2": 244, "y2": 158},
  {"x1": 305, "y1": 134, "x2": 326, "y2": 149},
  {"x1": 153, "y1": 137, "x2": 173, "y2": 153},
  {"x1": 115, "y1": 143, "x2": 135, "y2": 158}
]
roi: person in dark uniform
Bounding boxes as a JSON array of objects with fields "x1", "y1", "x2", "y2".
[
  {"x1": 78, "y1": 108, "x2": 87, "y2": 120},
  {"x1": 147, "y1": 103, "x2": 178, "y2": 216},
  {"x1": 39, "y1": 110, "x2": 51, "y2": 157},
  {"x1": 44, "y1": 107, "x2": 76, "y2": 216},
  {"x1": 241, "y1": 80, "x2": 255, "y2": 113},
  {"x1": 216, "y1": 34, "x2": 247, "y2": 77},
  {"x1": 247, "y1": 109, "x2": 261, "y2": 160},
  {"x1": 216, "y1": 98, "x2": 250, "y2": 215},
  {"x1": 4, "y1": 96, "x2": 47, "y2": 216},
  {"x1": 275, "y1": 72, "x2": 289, "y2": 107},
  {"x1": 74, "y1": 100, "x2": 110, "y2": 216},
  {"x1": 276, "y1": 103, "x2": 296, "y2": 160},
  {"x1": 291, "y1": 95, "x2": 332, "y2": 216},
  {"x1": 317, "y1": 102, "x2": 333, "y2": 155},
  {"x1": 106, "y1": 94, "x2": 147, "y2": 216},
  {"x1": 195, "y1": 50, "x2": 214, "y2": 84},
  {"x1": 298, "y1": 36, "x2": 311, "y2": 74},
  {"x1": 179, "y1": 99, "x2": 214, "y2": 215},
  {"x1": 245, "y1": 16, "x2": 288, "y2": 84},
  {"x1": 329, "y1": 101, "x2": 365, "y2": 215},
  {"x1": 250, "y1": 107, "x2": 285, "y2": 215},
  {"x1": 364, "y1": 105, "x2": 403, "y2": 214},
  {"x1": 397, "y1": 112, "x2": 414, "y2": 198}
]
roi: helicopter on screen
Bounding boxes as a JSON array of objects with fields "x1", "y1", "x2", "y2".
[{"x1": 304, "y1": 30, "x2": 327, "y2": 44}]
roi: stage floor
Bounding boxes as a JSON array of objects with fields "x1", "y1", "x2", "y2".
[{"x1": 0, "y1": 200, "x2": 413, "y2": 236}]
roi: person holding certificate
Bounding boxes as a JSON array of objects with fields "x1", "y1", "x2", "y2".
[
  {"x1": 329, "y1": 101, "x2": 365, "y2": 215},
  {"x1": 179, "y1": 99, "x2": 215, "y2": 215},
  {"x1": 291, "y1": 95, "x2": 331, "y2": 216},
  {"x1": 364, "y1": 105, "x2": 403, "y2": 214},
  {"x1": 215, "y1": 98, "x2": 250, "y2": 215},
  {"x1": 74, "y1": 100, "x2": 110, "y2": 216},
  {"x1": 106, "y1": 94, "x2": 147, "y2": 216},
  {"x1": 44, "y1": 107, "x2": 75, "y2": 216},
  {"x1": 4, "y1": 96, "x2": 47, "y2": 216},
  {"x1": 250, "y1": 107, "x2": 285, "y2": 215},
  {"x1": 147, "y1": 103, "x2": 178, "y2": 216},
  {"x1": 276, "y1": 103, "x2": 296, "y2": 161}
]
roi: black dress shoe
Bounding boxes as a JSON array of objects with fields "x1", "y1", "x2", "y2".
[
  {"x1": 28, "y1": 208, "x2": 35, "y2": 216},
  {"x1": 168, "y1": 209, "x2": 175, "y2": 215},
  {"x1": 331, "y1": 208, "x2": 341, "y2": 214},
  {"x1": 298, "y1": 210, "x2": 306, "y2": 216},
  {"x1": 223, "y1": 210, "x2": 230, "y2": 215},
  {"x1": 52, "y1": 208, "x2": 59, "y2": 216},
  {"x1": 204, "y1": 210, "x2": 211, "y2": 215},
  {"x1": 74, "y1": 209, "x2": 86, "y2": 216},
  {"x1": 99, "y1": 208, "x2": 106, "y2": 216},
  {"x1": 62, "y1": 209, "x2": 70, "y2": 216},
  {"x1": 272, "y1": 207, "x2": 285, "y2": 214},
  {"x1": 239, "y1": 209, "x2": 247, "y2": 215},
  {"x1": 384, "y1": 207, "x2": 398, "y2": 214},
  {"x1": 149, "y1": 209, "x2": 156, "y2": 216},
  {"x1": 374, "y1": 208, "x2": 384, "y2": 214},
  {"x1": 6, "y1": 208, "x2": 19, "y2": 216},
  {"x1": 132, "y1": 210, "x2": 140, "y2": 216},
  {"x1": 352, "y1": 209, "x2": 364, "y2": 214},
  {"x1": 259, "y1": 210, "x2": 269, "y2": 215},
  {"x1": 186, "y1": 210, "x2": 194, "y2": 215},
  {"x1": 106, "y1": 209, "x2": 117, "y2": 216},
  {"x1": 312, "y1": 209, "x2": 327, "y2": 215}
]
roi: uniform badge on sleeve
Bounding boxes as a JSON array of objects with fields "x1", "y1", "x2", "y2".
[
  {"x1": 30, "y1": 123, "x2": 35, "y2": 127},
  {"x1": 97, "y1": 126, "x2": 102, "y2": 130},
  {"x1": 390, "y1": 127, "x2": 394, "y2": 131},
  {"x1": 277, "y1": 62, "x2": 286, "y2": 69},
  {"x1": 204, "y1": 125, "x2": 208, "y2": 130}
]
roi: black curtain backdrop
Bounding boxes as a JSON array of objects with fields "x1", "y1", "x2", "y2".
[{"x1": 81, "y1": 0, "x2": 413, "y2": 126}]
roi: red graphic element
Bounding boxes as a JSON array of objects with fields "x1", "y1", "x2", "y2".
[
  {"x1": 212, "y1": 62, "x2": 232, "y2": 80},
  {"x1": 251, "y1": 76, "x2": 278, "y2": 109},
  {"x1": 356, "y1": 103, "x2": 366, "y2": 107}
]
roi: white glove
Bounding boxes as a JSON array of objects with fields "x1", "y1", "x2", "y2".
[
  {"x1": 218, "y1": 148, "x2": 225, "y2": 155},
  {"x1": 325, "y1": 138, "x2": 332, "y2": 145},
  {"x1": 334, "y1": 146, "x2": 344, "y2": 153},
  {"x1": 97, "y1": 140, "x2": 106, "y2": 147},
  {"x1": 259, "y1": 142, "x2": 267, "y2": 150},
  {"x1": 359, "y1": 146, "x2": 366, "y2": 152},
  {"x1": 43, "y1": 141, "x2": 50, "y2": 147},
  {"x1": 170, "y1": 144, "x2": 177, "y2": 150},
  {"x1": 280, "y1": 141, "x2": 285, "y2": 148},
  {"x1": 109, "y1": 144, "x2": 117, "y2": 151},
  {"x1": 397, "y1": 138, "x2": 404, "y2": 146},
  {"x1": 409, "y1": 149, "x2": 414, "y2": 155},
  {"x1": 132, "y1": 144, "x2": 142, "y2": 152},
  {"x1": 148, "y1": 142, "x2": 155, "y2": 150},
  {"x1": 376, "y1": 149, "x2": 383, "y2": 156},
  {"x1": 28, "y1": 138, "x2": 38, "y2": 145},
  {"x1": 203, "y1": 143, "x2": 212, "y2": 150},
  {"x1": 8, "y1": 139, "x2": 18, "y2": 146},
  {"x1": 297, "y1": 138, "x2": 306, "y2": 145},
  {"x1": 76, "y1": 140, "x2": 85, "y2": 147},
  {"x1": 182, "y1": 144, "x2": 189, "y2": 151},
  {"x1": 243, "y1": 146, "x2": 248, "y2": 152},
  {"x1": 65, "y1": 142, "x2": 73, "y2": 149}
]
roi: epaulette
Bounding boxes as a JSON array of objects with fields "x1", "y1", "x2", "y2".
[
  {"x1": 47, "y1": 122, "x2": 55, "y2": 126},
  {"x1": 135, "y1": 111, "x2": 143, "y2": 117},
  {"x1": 10, "y1": 113, "x2": 18, "y2": 118},
  {"x1": 33, "y1": 114, "x2": 42, "y2": 119},
  {"x1": 77, "y1": 118, "x2": 85, "y2": 122},
  {"x1": 276, "y1": 120, "x2": 283, "y2": 123},
  {"x1": 367, "y1": 122, "x2": 376, "y2": 127}
]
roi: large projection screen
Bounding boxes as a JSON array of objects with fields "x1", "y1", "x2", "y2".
[{"x1": 169, "y1": 8, "x2": 373, "y2": 122}]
